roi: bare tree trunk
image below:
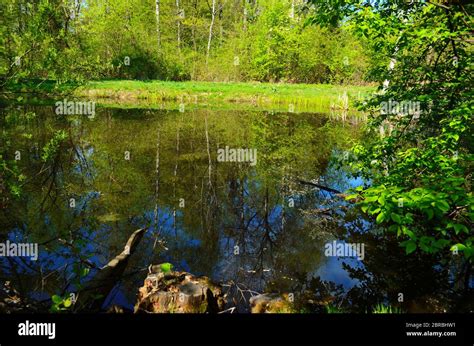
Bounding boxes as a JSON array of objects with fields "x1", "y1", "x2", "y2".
[
  {"x1": 192, "y1": 1, "x2": 198, "y2": 52},
  {"x1": 191, "y1": 0, "x2": 198, "y2": 77},
  {"x1": 243, "y1": 0, "x2": 247, "y2": 31},
  {"x1": 219, "y1": 1, "x2": 224, "y2": 44},
  {"x1": 71, "y1": 0, "x2": 81, "y2": 20},
  {"x1": 176, "y1": 0, "x2": 181, "y2": 52},
  {"x1": 155, "y1": 0, "x2": 161, "y2": 51},
  {"x1": 206, "y1": 0, "x2": 217, "y2": 64}
]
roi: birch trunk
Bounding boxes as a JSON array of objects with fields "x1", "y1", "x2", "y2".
[
  {"x1": 176, "y1": 0, "x2": 181, "y2": 52},
  {"x1": 206, "y1": 0, "x2": 217, "y2": 64},
  {"x1": 155, "y1": 0, "x2": 161, "y2": 51}
]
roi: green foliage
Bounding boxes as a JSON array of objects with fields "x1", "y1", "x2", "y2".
[
  {"x1": 41, "y1": 130, "x2": 68, "y2": 162},
  {"x1": 1, "y1": 0, "x2": 104, "y2": 87},
  {"x1": 0, "y1": 153, "x2": 21, "y2": 199},
  {"x1": 50, "y1": 263, "x2": 91, "y2": 312},
  {"x1": 211, "y1": 0, "x2": 368, "y2": 83},
  {"x1": 316, "y1": 2, "x2": 474, "y2": 260},
  {"x1": 1, "y1": 0, "x2": 369, "y2": 85},
  {"x1": 325, "y1": 304, "x2": 344, "y2": 314},
  {"x1": 0, "y1": 109, "x2": 35, "y2": 199},
  {"x1": 50, "y1": 294, "x2": 73, "y2": 312}
]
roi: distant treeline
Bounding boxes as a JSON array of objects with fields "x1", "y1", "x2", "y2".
[{"x1": 0, "y1": 0, "x2": 371, "y2": 85}]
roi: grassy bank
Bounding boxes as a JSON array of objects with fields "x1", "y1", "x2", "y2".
[
  {"x1": 75, "y1": 80, "x2": 374, "y2": 112},
  {"x1": 4, "y1": 79, "x2": 375, "y2": 113}
]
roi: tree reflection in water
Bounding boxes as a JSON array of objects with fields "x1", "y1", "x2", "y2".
[{"x1": 0, "y1": 104, "x2": 471, "y2": 313}]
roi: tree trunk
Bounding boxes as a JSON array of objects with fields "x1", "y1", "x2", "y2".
[
  {"x1": 176, "y1": 0, "x2": 181, "y2": 52},
  {"x1": 155, "y1": 0, "x2": 161, "y2": 51},
  {"x1": 243, "y1": 1, "x2": 247, "y2": 31},
  {"x1": 219, "y1": 1, "x2": 224, "y2": 44},
  {"x1": 191, "y1": 0, "x2": 198, "y2": 78},
  {"x1": 207, "y1": 0, "x2": 217, "y2": 64}
]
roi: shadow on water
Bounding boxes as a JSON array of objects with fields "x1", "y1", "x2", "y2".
[{"x1": 0, "y1": 104, "x2": 471, "y2": 313}]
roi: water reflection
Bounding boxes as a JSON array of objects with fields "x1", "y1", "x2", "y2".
[{"x1": 0, "y1": 104, "x2": 470, "y2": 313}]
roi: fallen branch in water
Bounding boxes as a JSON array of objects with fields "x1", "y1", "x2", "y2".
[
  {"x1": 297, "y1": 179, "x2": 345, "y2": 196},
  {"x1": 74, "y1": 228, "x2": 148, "y2": 312}
]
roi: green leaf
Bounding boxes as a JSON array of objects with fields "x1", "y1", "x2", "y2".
[
  {"x1": 365, "y1": 195, "x2": 379, "y2": 203},
  {"x1": 391, "y1": 213, "x2": 401, "y2": 224},
  {"x1": 370, "y1": 208, "x2": 381, "y2": 215},
  {"x1": 63, "y1": 298, "x2": 72, "y2": 308},
  {"x1": 435, "y1": 200, "x2": 450, "y2": 213},
  {"x1": 405, "y1": 241, "x2": 417, "y2": 254},
  {"x1": 420, "y1": 242, "x2": 430, "y2": 252},
  {"x1": 450, "y1": 243, "x2": 466, "y2": 251},
  {"x1": 425, "y1": 209, "x2": 434, "y2": 220},
  {"x1": 52, "y1": 295, "x2": 62, "y2": 304},
  {"x1": 160, "y1": 262, "x2": 173, "y2": 273},
  {"x1": 403, "y1": 228, "x2": 415, "y2": 239},
  {"x1": 376, "y1": 212, "x2": 386, "y2": 224},
  {"x1": 81, "y1": 268, "x2": 90, "y2": 277},
  {"x1": 453, "y1": 224, "x2": 468, "y2": 235},
  {"x1": 388, "y1": 224, "x2": 398, "y2": 232}
]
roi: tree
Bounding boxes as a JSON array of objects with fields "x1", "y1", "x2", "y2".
[
  {"x1": 156, "y1": 0, "x2": 161, "y2": 51},
  {"x1": 207, "y1": 0, "x2": 217, "y2": 64},
  {"x1": 310, "y1": 1, "x2": 473, "y2": 260},
  {"x1": 0, "y1": 0, "x2": 370, "y2": 84}
]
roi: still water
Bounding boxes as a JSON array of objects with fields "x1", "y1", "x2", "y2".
[{"x1": 0, "y1": 103, "x2": 470, "y2": 313}]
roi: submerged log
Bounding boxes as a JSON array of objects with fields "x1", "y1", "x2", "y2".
[
  {"x1": 297, "y1": 179, "x2": 343, "y2": 195},
  {"x1": 135, "y1": 266, "x2": 225, "y2": 313},
  {"x1": 74, "y1": 228, "x2": 148, "y2": 312}
]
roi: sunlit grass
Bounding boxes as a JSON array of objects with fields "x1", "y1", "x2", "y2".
[
  {"x1": 4, "y1": 79, "x2": 374, "y2": 113},
  {"x1": 372, "y1": 304, "x2": 402, "y2": 314},
  {"x1": 76, "y1": 80, "x2": 374, "y2": 112}
]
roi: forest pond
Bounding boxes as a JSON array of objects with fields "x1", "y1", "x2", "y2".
[{"x1": 0, "y1": 102, "x2": 470, "y2": 313}]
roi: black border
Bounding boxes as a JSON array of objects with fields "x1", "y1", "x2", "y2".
[{"x1": 0, "y1": 313, "x2": 472, "y2": 345}]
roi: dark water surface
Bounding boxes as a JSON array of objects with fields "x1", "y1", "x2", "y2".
[{"x1": 0, "y1": 104, "x2": 470, "y2": 313}]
